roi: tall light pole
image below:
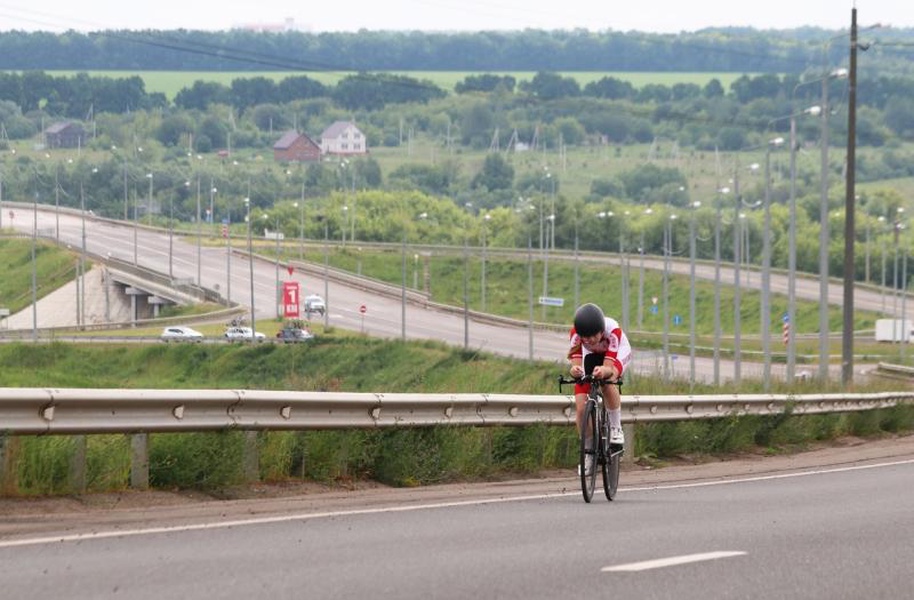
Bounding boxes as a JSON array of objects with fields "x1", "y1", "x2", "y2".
[
  {"x1": 762, "y1": 138, "x2": 784, "y2": 389},
  {"x1": 689, "y1": 200, "x2": 701, "y2": 388},
  {"x1": 245, "y1": 197, "x2": 256, "y2": 337},
  {"x1": 786, "y1": 105, "x2": 823, "y2": 381},
  {"x1": 401, "y1": 226, "x2": 407, "y2": 341},
  {"x1": 787, "y1": 114, "x2": 799, "y2": 381},
  {"x1": 209, "y1": 180, "x2": 217, "y2": 228},
  {"x1": 713, "y1": 187, "x2": 729, "y2": 386},
  {"x1": 662, "y1": 213, "x2": 677, "y2": 381},
  {"x1": 541, "y1": 213, "x2": 555, "y2": 319},
  {"x1": 225, "y1": 201, "x2": 231, "y2": 304},
  {"x1": 54, "y1": 160, "x2": 61, "y2": 241},
  {"x1": 637, "y1": 208, "x2": 653, "y2": 328},
  {"x1": 31, "y1": 192, "x2": 38, "y2": 340},
  {"x1": 294, "y1": 196, "x2": 304, "y2": 262},
  {"x1": 842, "y1": 8, "x2": 859, "y2": 387},
  {"x1": 879, "y1": 215, "x2": 888, "y2": 312},
  {"x1": 79, "y1": 183, "x2": 87, "y2": 329},
  {"x1": 818, "y1": 68, "x2": 849, "y2": 379},
  {"x1": 145, "y1": 171, "x2": 154, "y2": 226},
  {"x1": 481, "y1": 213, "x2": 491, "y2": 312},
  {"x1": 341, "y1": 205, "x2": 348, "y2": 246},
  {"x1": 263, "y1": 214, "x2": 281, "y2": 319},
  {"x1": 167, "y1": 192, "x2": 174, "y2": 280},
  {"x1": 620, "y1": 211, "x2": 630, "y2": 332},
  {"x1": 193, "y1": 179, "x2": 201, "y2": 285},
  {"x1": 732, "y1": 171, "x2": 743, "y2": 385}
]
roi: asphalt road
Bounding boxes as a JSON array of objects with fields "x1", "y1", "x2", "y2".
[{"x1": 1, "y1": 437, "x2": 912, "y2": 600}]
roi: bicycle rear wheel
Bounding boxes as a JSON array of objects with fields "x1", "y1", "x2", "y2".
[{"x1": 580, "y1": 400, "x2": 598, "y2": 503}]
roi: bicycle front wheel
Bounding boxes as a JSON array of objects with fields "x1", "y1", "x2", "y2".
[
  {"x1": 603, "y1": 444, "x2": 621, "y2": 501},
  {"x1": 580, "y1": 400, "x2": 598, "y2": 503}
]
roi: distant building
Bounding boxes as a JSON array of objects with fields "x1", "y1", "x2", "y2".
[
  {"x1": 44, "y1": 122, "x2": 89, "y2": 149},
  {"x1": 272, "y1": 130, "x2": 321, "y2": 163},
  {"x1": 233, "y1": 17, "x2": 300, "y2": 32},
  {"x1": 319, "y1": 121, "x2": 368, "y2": 156}
]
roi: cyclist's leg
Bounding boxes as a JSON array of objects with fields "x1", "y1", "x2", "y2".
[
  {"x1": 603, "y1": 383, "x2": 624, "y2": 442},
  {"x1": 574, "y1": 392, "x2": 588, "y2": 435}
]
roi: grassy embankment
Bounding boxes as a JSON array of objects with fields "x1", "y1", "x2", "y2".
[{"x1": 1, "y1": 340, "x2": 911, "y2": 497}]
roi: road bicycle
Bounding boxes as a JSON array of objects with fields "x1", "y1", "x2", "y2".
[{"x1": 559, "y1": 374, "x2": 624, "y2": 503}]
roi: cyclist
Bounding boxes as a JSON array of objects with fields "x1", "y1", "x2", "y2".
[{"x1": 567, "y1": 303, "x2": 631, "y2": 474}]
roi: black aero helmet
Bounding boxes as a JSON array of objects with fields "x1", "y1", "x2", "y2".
[{"x1": 574, "y1": 303, "x2": 605, "y2": 337}]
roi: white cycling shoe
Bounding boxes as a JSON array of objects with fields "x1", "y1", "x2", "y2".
[{"x1": 609, "y1": 426, "x2": 625, "y2": 446}]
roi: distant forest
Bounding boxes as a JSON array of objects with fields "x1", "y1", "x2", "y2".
[{"x1": 1, "y1": 28, "x2": 912, "y2": 74}]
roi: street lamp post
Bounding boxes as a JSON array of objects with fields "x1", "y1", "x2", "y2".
[
  {"x1": 79, "y1": 183, "x2": 88, "y2": 329},
  {"x1": 294, "y1": 195, "x2": 304, "y2": 261},
  {"x1": 541, "y1": 213, "x2": 555, "y2": 319},
  {"x1": 732, "y1": 174, "x2": 743, "y2": 384},
  {"x1": 168, "y1": 194, "x2": 174, "y2": 279},
  {"x1": 879, "y1": 215, "x2": 888, "y2": 312},
  {"x1": 620, "y1": 211, "x2": 630, "y2": 332},
  {"x1": 401, "y1": 227, "x2": 407, "y2": 340},
  {"x1": 194, "y1": 178, "x2": 202, "y2": 286},
  {"x1": 263, "y1": 214, "x2": 281, "y2": 319},
  {"x1": 481, "y1": 213, "x2": 491, "y2": 312},
  {"x1": 662, "y1": 213, "x2": 677, "y2": 381},
  {"x1": 762, "y1": 138, "x2": 784, "y2": 389},
  {"x1": 787, "y1": 115, "x2": 799, "y2": 381},
  {"x1": 341, "y1": 205, "x2": 348, "y2": 246},
  {"x1": 245, "y1": 197, "x2": 256, "y2": 338},
  {"x1": 146, "y1": 171, "x2": 154, "y2": 227},
  {"x1": 225, "y1": 202, "x2": 231, "y2": 304},
  {"x1": 209, "y1": 180, "x2": 217, "y2": 228},
  {"x1": 637, "y1": 208, "x2": 652, "y2": 329},
  {"x1": 785, "y1": 108, "x2": 822, "y2": 381},
  {"x1": 798, "y1": 67, "x2": 848, "y2": 380},
  {"x1": 713, "y1": 188, "x2": 729, "y2": 386},
  {"x1": 689, "y1": 201, "x2": 701, "y2": 387}
]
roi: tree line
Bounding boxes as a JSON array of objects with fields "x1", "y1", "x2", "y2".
[{"x1": 1, "y1": 27, "x2": 912, "y2": 73}]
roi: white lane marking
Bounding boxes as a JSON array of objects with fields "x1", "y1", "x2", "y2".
[
  {"x1": 624, "y1": 457, "x2": 914, "y2": 492},
  {"x1": 1, "y1": 458, "x2": 911, "y2": 549},
  {"x1": 602, "y1": 551, "x2": 747, "y2": 572}
]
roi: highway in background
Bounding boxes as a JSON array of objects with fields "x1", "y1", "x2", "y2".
[{"x1": 3, "y1": 204, "x2": 893, "y2": 382}]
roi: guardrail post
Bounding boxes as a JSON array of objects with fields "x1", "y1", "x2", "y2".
[
  {"x1": 622, "y1": 424, "x2": 636, "y2": 465},
  {"x1": 69, "y1": 435, "x2": 87, "y2": 493},
  {"x1": 243, "y1": 431, "x2": 259, "y2": 482},
  {"x1": 130, "y1": 433, "x2": 149, "y2": 490},
  {"x1": 0, "y1": 434, "x2": 19, "y2": 495}
]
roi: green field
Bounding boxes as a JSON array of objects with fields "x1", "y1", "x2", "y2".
[{"x1": 50, "y1": 71, "x2": 755, "y2": 100}]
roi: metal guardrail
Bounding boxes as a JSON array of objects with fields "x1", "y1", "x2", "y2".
[{"x1": 0, "y1": 388, "x2": 911, "y2": 436}]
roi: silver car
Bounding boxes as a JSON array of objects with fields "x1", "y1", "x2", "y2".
[
  {"x1": 224, "y1": 326, "x2": 266, "y2": 342},
  {"x1": 160, "y1": 326, "x2": 204, "y2": 342}
]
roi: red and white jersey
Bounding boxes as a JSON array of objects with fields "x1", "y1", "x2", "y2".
[{"x1": 567, "y1": 316, "x2": 632, "y2": 376}]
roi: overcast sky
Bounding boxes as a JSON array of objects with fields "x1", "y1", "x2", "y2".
[{"x1": 0, "y1": 1, "x2": 905, "y2": 34}]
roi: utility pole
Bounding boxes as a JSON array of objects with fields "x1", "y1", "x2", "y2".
[{"x1": 842, "y1": 8, "x2": 858, "y2": 387}]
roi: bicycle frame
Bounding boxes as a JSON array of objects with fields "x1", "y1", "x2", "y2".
[{"x1": 558, "y1": 374, "x2": 623, "y2": 503}]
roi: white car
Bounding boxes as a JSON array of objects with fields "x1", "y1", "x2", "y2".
[
  {"x1": 304, "y1": 294, "x2": 326, "y2": 315},
  {"x1": 160, "y1": 326, "x2": 204, "y2": 342},
  {"x1": 224, "y1": 326, "x2": 266, "y2": 342}
]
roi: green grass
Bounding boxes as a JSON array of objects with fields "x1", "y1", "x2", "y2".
[
  {"x1": 0, "y1": 238, "x2": 80, "y2": 314},
  {"x1": 1, "y1": 339, "x2": 911, "y2": 495}
]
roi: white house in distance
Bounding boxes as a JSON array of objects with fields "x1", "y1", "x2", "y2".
[{"x1": 319, "y1": 121, "x2": 368, "y2": 155}]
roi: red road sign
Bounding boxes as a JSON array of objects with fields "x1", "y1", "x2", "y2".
[{"x1": 359, "y1": 304, "x2": 367, "y2": 314}]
